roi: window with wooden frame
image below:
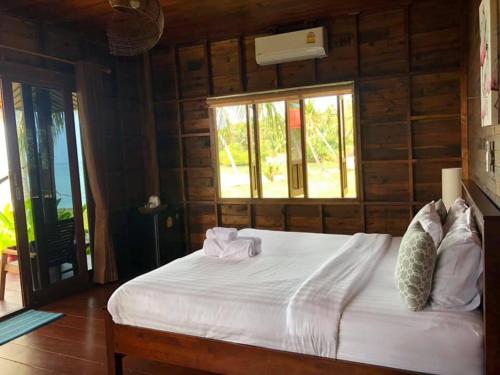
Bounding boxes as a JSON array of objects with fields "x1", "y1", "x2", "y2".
[{"x1": 210, "y1": 84, "x2": 357, "y2": 199}]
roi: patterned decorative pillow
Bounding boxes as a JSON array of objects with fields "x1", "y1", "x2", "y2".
[
  {"x1": 434, "y1": 199, "x2": 447, "y2": 224},
  {"x1": 395, "y1": 221, "x2": 437, "y2": 311}
]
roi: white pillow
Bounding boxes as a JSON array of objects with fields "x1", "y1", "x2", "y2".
[
  {"x1": 410, "y1": 202, "x2": 443, "y2": 248},
  {"x1": 434, "y1": 199, "x2": 447, "y2": 224},
  {"x1": 443, "y1": 198, "x2": 468, "y2": 234},
  {"x1": 447, "y1": 207, "x2": 477, "y2": 233},
  {"x1": 430, "y1": 213, "x2": 483, "y2": 312}
]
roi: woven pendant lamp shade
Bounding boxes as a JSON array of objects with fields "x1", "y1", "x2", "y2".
[{"x1": 107, "y1": 0, "x2": 164, "y2": 56}]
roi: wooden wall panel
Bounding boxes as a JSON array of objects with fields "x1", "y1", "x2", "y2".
[
  {"x1": 185, "y1": 169, "x2": 215, "y2": 201},
  {"x1": 360, "y1": 77, "x2": 408, "y2": 123},
  {"x1": 366, "y1": 206, "x2": 409, "y2": 236},
  {"x1": 184, "y1": 137, "x2": 212, "y2": 167},
  {"x1": 363, "y1": 162, "x2": 409, "y2": 201},
  {"x1": 44, "y1": 28, "x2": 81, "y2": 62},
  {"x1": 0, "y1": 14, "x2": 40, "y2": 52},
  {"x1": 178, "y1": 44, "x2": 208, "y2": 98},
  {"x1": 412, "y1": 118, "x2": 461, "y2": 159},
  {"x1": 0, "y1": 14, "x2": 69, "y2": 69},
  {"x1": 278, "y1": 60, "x2": 315, "y2": 88},
  {"x1": 286, "y1": 205, "x2": 321, "y2": 233},
  {"x1": 150, "y1": 47, "x2": 177, "y2": 100},
  {"x1": 151, "y1": 2, "x2": 466, "y2": 250},
  {"x1": 210, "y1": 39, "x2": 242, "y2": 95},
  {"x1": 181, "y1": 101, "x2": 210, "y2": 134},
  {"x1": 358, "y1": 9, "x2": 406, "y2": 76},
  {"x1": 362, "y1": 123, "x2": 407, "y2": 160},
  {"x1": 411, "y1": 72, "x2": 460, "y2": 116},
  {"x1": 220, "y1": 204, "x2": 250, "y2": 229},
  {"x1": 253, "y1": 205, "x2": 285, "y2": 230},
  {"x1": 155, "y1": 103, "x2": 178, "y2": 135},
  {"x1": 188, "y1": 204, "x2": 216, "y2": 250},
  {"x1": 316, "y1": 16, "x2": 357, "y2": 83},
  {"x1": 324, "y1": 205, "x2": 363, "y2": 234},
  {"x1": 410, "y1": 0, "x2": 461, "y2": 72}
]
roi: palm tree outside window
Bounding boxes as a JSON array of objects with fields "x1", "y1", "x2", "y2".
[{"x1": 213, "y1": 84, "x2": 357, "y2": 199}]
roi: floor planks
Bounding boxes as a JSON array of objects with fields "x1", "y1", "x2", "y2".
[
  {"x1": 0, "y1": 283, "x2": 211, "y2": 374},
  {"x1": 0, "y1": 272, "x2": 23, "y2": 318}
]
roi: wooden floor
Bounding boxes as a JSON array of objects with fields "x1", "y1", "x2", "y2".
[
  {"x1": 0, "y1": 283, "x2": 212, "y2": 374},
  {"x1": 0, "y1": 272, "x2": 23, "y2": 318}
]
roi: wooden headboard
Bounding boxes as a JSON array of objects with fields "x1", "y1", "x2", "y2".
[{"x1": 462, "y1": 180, "x2": 500, "y2": 374}]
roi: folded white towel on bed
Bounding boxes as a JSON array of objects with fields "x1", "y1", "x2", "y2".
[
  {"x1": 220, "y1": 236, "x2": 262, "y2": 259},
  {"x1": 202, "y1": 238, "x2": 228, "y2": 257},
  {"x1": 220, "y1": 239, "x2": 254, "y2": 260},
  {"x1": 203, "y1": 232, "x2": 262, "y2": 259},
  {"x1": 206, "y1": 227, "x2": 238, "y2": 241},
  {"x1": 236, "y1": 236, "x2": 262, "y2": 256}
]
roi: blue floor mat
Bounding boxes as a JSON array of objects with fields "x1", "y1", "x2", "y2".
[{"x1": 0, "y1": 309, "x2": 63, "y2": 345}]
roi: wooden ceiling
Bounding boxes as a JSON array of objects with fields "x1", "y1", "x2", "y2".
[{"x1": 0, "y1": 0, "x2": 409, "y2": 44}]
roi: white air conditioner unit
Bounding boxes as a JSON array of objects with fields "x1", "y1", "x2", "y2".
[{"x1": 255, "y1": 27, "x2": 327, "y2": 66}]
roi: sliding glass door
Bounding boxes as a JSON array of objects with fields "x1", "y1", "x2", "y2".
[{"x1": 1, "y1": 77, "x2": 88, "y2": 306}]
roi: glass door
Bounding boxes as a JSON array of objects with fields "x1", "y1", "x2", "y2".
[
  {"x1": 1, "y1": 78, "x2": 88, "y2": 305},
  {"x1": 0, "y1": 82, "x2": 26, "y2": 318}
]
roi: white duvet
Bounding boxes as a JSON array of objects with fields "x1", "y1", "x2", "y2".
[
  {"x1": 108, "y1": 229, "x2": 483, "y2": 374},
  {"x1": 108, "y1": 229, "x2": 353, "y2": 350},
  {"x1": 285, "y1": 233, "x2": 391, "y2": 357}
]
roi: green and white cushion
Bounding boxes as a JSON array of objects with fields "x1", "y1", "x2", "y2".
[{"x1": 395, "y1": 221, "x2": 437, "y2": 311}]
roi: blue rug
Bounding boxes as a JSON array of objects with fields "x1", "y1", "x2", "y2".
[{"x1": 0, "y1": 309, "x2": 63, "y2": 345}]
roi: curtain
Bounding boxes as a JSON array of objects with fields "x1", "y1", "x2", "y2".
[
  {"x1": 75, "y1": 62, "x2": 118, "y2": 284},
  {"x1": 141, "y1": 52, "x2": 160, "y2": 196}
]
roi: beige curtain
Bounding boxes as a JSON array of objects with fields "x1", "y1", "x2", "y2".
[{"x1": 75, "y1": 62, "x2": 118, "y2": 284}]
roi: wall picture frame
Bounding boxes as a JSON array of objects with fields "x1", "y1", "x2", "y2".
[{"x1": 479, "y1": 0, "x2": 498, "y2": 127}]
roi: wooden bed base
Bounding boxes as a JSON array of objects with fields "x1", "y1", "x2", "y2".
[{"x1": 105, "y1": 180, "x2": 500, "y2": 375}]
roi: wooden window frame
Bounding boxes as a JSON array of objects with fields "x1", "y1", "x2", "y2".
[{"x1": 210, "y1": 83, "x2": 359, "y2": 202}]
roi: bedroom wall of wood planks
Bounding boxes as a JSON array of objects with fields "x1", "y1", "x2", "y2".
[
  {"x1": 467, "y1": 0, "x2": 500, "y2": 209},
  {"x1": 0, "y1": 13, "x2": 149, "y2": 271},
  {"x1": 150, "y1": 0, "x2": 466, "y2": 251}
]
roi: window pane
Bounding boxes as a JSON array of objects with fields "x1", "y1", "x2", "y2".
[
  {"x1": 305, "y1": 96, "x2": 341, "y2": 198},
  {"x1": 287, "y1": 100, "x2": 304, "y2": 198},
  {"x1": 342, "y1": 94, "x2": 357, "y2": 198},
  {"x1": 13, "y1": 83, "x2": 80, "y2": 288},
  {"x1": 0, "y1": 93, "x2": 16, "y2": 253},
  {"x1": 72, "y1": 93, "x2": 93, "y2": 270},
  {"x1": 257, "y1": 101, "x2": 288, "y2": 198},
  {"x1": 216, "y1": 105, "x2": 251, "y2": 198},
  {"x1": 247, "y1": 104, "x2": 259, "y2": 198}
]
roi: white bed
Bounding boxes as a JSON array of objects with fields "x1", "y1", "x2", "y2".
[{"x1": 108, "y1": 228, "x2": 483, "y2": 375}]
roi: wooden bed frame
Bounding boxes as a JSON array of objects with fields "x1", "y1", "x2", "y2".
[{"x1": 104, "y1": 179, "x2": 500, "y2": 374}]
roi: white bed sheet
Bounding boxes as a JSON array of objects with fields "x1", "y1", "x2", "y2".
[
  {"x1": 108, "y1": 229, "x2": 351, "y2": 350},
  {"x1": 337, "y1": 237, "x2": 483, "y2": 375},
  {"x1": 108, "y1": 229, "x2": 483, "y2": 374}
]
